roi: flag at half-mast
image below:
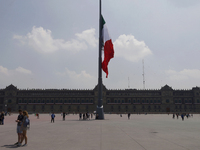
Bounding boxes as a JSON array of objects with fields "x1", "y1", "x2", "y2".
[{"x1": 101, "y1": 15, "x2": 114, "y2": 78}]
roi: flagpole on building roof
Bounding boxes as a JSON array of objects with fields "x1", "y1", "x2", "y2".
[{"x1": 96, "y1": 0, "x2": 104, "y2": 119}]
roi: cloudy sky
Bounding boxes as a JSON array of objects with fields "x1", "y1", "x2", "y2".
[{"x1": 1, "y1": 0, "x2": 200, "y2": 90}]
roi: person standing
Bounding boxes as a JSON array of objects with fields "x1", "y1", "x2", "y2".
[
  {"x1": 51, "y1": 113, "x2": 55, "y2": 123},
  {"x1": 91, "y1": 113, "x2": 93, "y2": 119},
  {"x1": 18, "y1": 111, "x2": 29, "y2": 147},
  {"x1": 128, "y1": 113, "x2": 131, "y2": 119},
  {"x1": 181, "y1": 113, "x2": 184, "y2": 121},
  {"x1": 0, "y1": 111, "x2": 4, "y2": 125},
  {"x1": 14, "y1": 110, "x2": 24, "y2": 146},
  {"x1": 172, "y1": 113, "x2": 175, "y2": 119},
  {"x1": 63, "y1": 112, "x2": 66, "y2": 121},
  {"x1": 79, "y1": 113, "x2": 82, "y2": 120}
]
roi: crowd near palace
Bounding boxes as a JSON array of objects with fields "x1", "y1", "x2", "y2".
[{"x1": 1, "y1": 84, "x2": 200, "y2": 114}]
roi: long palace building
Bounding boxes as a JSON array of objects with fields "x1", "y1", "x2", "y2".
[{"x1": 1, "y1": 84, "x2": 200, "y2": 113}]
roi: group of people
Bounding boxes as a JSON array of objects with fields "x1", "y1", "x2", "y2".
[
  {"x1": 79, "y1": 112, "x2": 93, "y2": 120},
  {"x1": 14, "y1": 109, "x2": 30, "y2": 147},
  {"x1": 0, "y1": 111, "x2": 5, "y2": 125},
  {"x1": 172, "y1": 113, "x2": 193, "y2": 121}
]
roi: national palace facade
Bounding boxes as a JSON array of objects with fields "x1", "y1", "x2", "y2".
[{"x1": 1, "y1": 84, "x2": 200, "y2": 113}]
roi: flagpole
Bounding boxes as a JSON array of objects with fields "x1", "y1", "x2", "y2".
[{"x1": 96, "y1": 0, "x2": 104, "y2": 119}]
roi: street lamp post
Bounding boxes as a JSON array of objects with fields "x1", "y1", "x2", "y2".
[{"x1": 5, "y1": 99, "x2": 7, "y2": 114}]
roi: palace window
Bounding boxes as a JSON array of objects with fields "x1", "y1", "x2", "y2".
[{"x1": 90, "y1": 99, "x2": 93, "y2": 103}]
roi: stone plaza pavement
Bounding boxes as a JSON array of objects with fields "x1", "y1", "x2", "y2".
[{"x1": 0, "y1": 113, "x2": 200, "y2": 150}]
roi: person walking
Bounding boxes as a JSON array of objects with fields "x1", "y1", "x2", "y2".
[
  {"x1": 51, "y1": 113, "x2": 55, "y2": 123},
  {"x1": 14, "y1": 110, "x2": 24, "y2": 146},
  {"x1": 18, "y1": 111, "x2": 29, "y2": 147},
  {"x1": 181, "y1": 113, "x2": 184, "y2": 121},
  {"x1": 172, "y1": 113, "x2": 175, "y2": 119},
  {"x1": 0, "y1": 111, "x2": 4, "y2": 125},
  {"x1": 128, "y1": 113, "x2": 131, "y2": 119},
  {"x1": 63, "y1": 112, "x2": 66, "y2": 121},
  {"x1": 79, "y1": 113, "x2": 82, "y2": 120}
]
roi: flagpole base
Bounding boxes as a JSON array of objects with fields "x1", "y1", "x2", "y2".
[{"x1": 96, "y1": 106, "x2": 104, "y2": 120}]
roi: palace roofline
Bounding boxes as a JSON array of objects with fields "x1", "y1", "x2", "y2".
[{"x1": 0, "y1": 84, "x2": 199, "y2": 91}]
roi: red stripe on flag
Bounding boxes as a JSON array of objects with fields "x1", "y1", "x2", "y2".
[{"x1": 102, "y1": 39, "x2": 114, "y2": 78}]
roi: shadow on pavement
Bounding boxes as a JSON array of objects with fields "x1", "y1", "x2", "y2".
[{"x1": 1, "y1": 145, "x2": 18, "y2": 149}]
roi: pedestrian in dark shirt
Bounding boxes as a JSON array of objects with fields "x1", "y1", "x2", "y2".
[
  {"x1": 14, "y1": 110, "x2": 24, "y2": 146},
  {"x1": 91, "y1": 113, "x2": 93, "y2": 119},
  {"x1": 128, "y1": 113, "x2": 131, "y2": 120},
  {"x1": 79, "y1": 113, "x2": 82, "y2": 120},
  {"x1": 176, "y1": 113, "x2": 179, "y2": 119},
  {"x1": 181, "y1": 114, "x2": 184, "y2": 121},
  {"x1": 0, "y1": 111, "x2": 4, "y2": 125},
  {"x1": 0, "y1": 111, "x2": 5, "y2": 125},
  {"x1": 51, "y1": 113, "x2": 55, "y2": 123},
  {"x1": 63, "y1": 112, "x2": 66, "y2": 121},
  {"x1": 83, "y1": 113, "x2": 85, "y2": 120},
  {"x1": 18, "y1": 111, "x2": 29, "y2": 147}
]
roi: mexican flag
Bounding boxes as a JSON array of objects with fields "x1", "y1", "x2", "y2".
[{"x1": 101, "y1": 15, "x2": 114, "y2": 78}]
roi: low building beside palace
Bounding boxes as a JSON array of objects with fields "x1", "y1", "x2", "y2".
[{"x1": 0, "y1": 84, "x2": 200, "y2": 113}]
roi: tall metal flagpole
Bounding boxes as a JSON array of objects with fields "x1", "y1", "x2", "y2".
[{"x1": 96, "y1": 0, "x2": 104, "y2": 119}]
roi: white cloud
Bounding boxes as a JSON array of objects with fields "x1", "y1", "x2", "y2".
[
  {"x1": 13, "y1": 27, "x2": 97, "y2": 53},
  {"x1": 57, "y1": 68, "x2": 94, "y2": 79},
  {"x1": 16, "y1": 67, "x2": 32, "y2": 74},
  {"x1": 0, "y1": 66, "x2": 33, "y2": 88},
  {"x1": 0, "y1": 66, "x2": 9, "y2": 75},
  {"x1": 114, "y1": 34, "x2": 152, "y2": 62},
  {"x1": 76, "y1": 28, "x2": 97, "y2": 47},
  {"x1": 0, "y1": 66, "x2": 32, "y2": 76},
  {"x1": 166, "y1": 69, "x2": 200, "y2": 80},
  {"x1": 56, "y1": 68, "x2": 96, "y2": 89}
]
